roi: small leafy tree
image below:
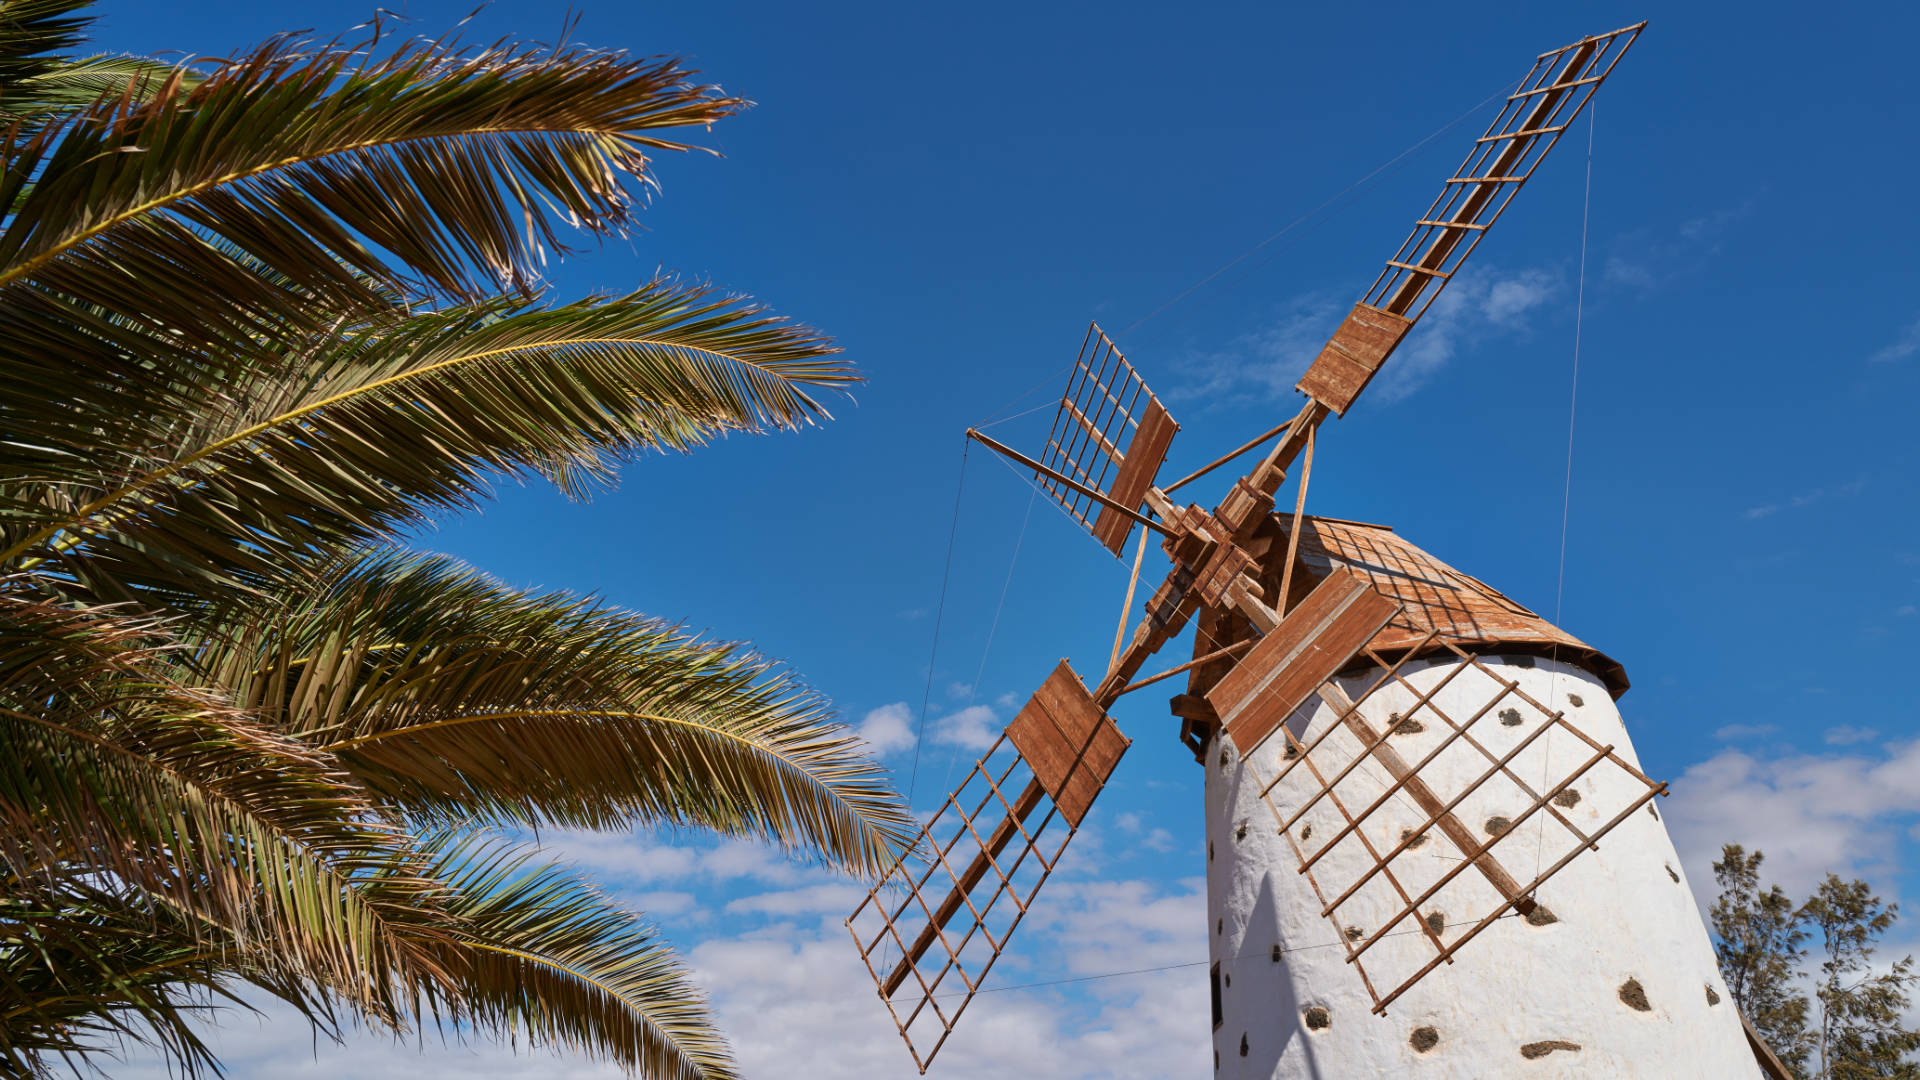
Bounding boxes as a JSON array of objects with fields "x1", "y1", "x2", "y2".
[
  {"x1": 1709, "y1": 847, "x2": 1920, "y2": 1080},
  {"x1": 1713, "y1": 844, "x2": 1816, "y2": 1073},
  {"x1": 1802, "y1": 875, "x2": 1920, "y2": 1080}
]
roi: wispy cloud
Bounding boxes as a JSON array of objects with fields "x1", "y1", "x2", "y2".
[
  {"x1": 854, "y1": 701, "x2": 916, "y2": 756},
  {"x1": 1743, "y1": 477, "x2": 1866, "y2": 520},
  {"x1": 934, "y1": 703, "x2": 1000, "y2": 751},
  {"x1": 1170, "y1": 264, "x2": 1558, "y2": 407},
  {"x1": 1714, "y1": 722, "x2": 1778, "y2": 741},
  {"x1": 1869, "y1": 317, "x2": 1920, "y2": 364},
  {"x1": 1606, "y1": 195, "x2": 1759, "y2": 292},
  {"x1": 1826, "y1": 725, "x2": 1882, "y2": 746},
  {"x1": 1667, "y1": 737, "x2": 1920, "y2": 897}
]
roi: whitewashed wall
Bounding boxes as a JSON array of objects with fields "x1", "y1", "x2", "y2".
[{"x1": 1203, "y1": 655, "x2": 1757, "y2": 1078}]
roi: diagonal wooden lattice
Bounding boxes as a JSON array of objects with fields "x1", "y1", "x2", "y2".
[
  {"x1": 1037, "y1": 323, "x2": 1177, "y2": 555},
  {"x1": 1209, "y1": 571, "x2": 1666, "y2": 1014},
  {"x1": 1298, "y1": 22, "x2": 1644, "y2": 415},
  {"x1": 847, "y1": 662, "x2": 1127, "y2": 1073}
]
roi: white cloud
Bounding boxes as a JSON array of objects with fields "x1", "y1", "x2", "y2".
[
  {"x1": 1606, "y1": 197, "x2": 1758, "y2": 291},
  {"x1": 1171, "y1": 265, "x2": 1558, "y2": 407},
  {"x1": 113, "y1": 870, "x2": 1211, "y2": 1080},
  {"x1": 724, "y1": 882, "x2": 868, "y2": 917},
  {"x1": 1869, "y1": 317, "x2": 1920, "y2": 364},
  {"x1": 934, "y1": 704, "x2": 1000, "y2": 751},
  {"x1": 1713, "y1": 722, "x2": 1778, "y2": 741},
  {"x1": 1899, "y1": 605, "x2": 1918, "y2": 617},
  {"x1": 1825, "y1": 724, "x2": 1881, "y2": 746},
  {"x1": 1742, "y1": 477, "x2": 1866, "y2": 521},
  {"x1": 856, "y1": 702, "x2": 917, "y2": 756},
  {"x1": 1665, "y1": 738, "x2": 1920, "y2": 899}
]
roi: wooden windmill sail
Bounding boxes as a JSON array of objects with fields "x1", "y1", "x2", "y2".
[{"x1": 846, "y1": 24, "x2": 1702, "y2": 1074}]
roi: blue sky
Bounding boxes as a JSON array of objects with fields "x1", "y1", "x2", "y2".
[{"x1": 97, "y1": 1, "x2": 1920, "y2": 1075}]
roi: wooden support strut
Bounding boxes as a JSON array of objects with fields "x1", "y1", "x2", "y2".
[
  {"x1": 880, "y1": 779, "x2": 1046, "y2": 997},
  {"x1": 1223, "y1": 584, "x2": 1537, "y2": 916}
]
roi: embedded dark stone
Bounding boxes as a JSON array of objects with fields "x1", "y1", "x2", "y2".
[
  {"x1": 1209, "y1": 841, "x2": 1214, "y2": 862},
  {"x1": 1391, "y1": 712, "x2": 1425, "y2": 735},
  {"x1": 1499, "y1": 708, "x2": 1524, "y2": 727},
  {"x1": 1485, "y1": 815, "x2": 1513, "y2": 836},
  {"x1": 1706, "y1": 984, "x2": 1721, "y2": 1006},
  {"x1": 1619, "y1": 978, "x2": 1652, "y2": 1012},
  {"x1": 1304, "y1": 1006, "x2": 1332, "y2": 1031},
  {"x1": 1301, "y1": 824, "x2": 1312, "y2": 842},
  {"x1": 1567, "y1": 693, "x2": 1585, "y2": 707},
  {"x1": 1521, "y1": 1040, "x2": 1580, "y2": 1059},
  {"x1": 1283, "y1": 742, "x2": 1300, "y2": 760},
  {"x1": 1239, "y1": 1033, "x2": 1248, "y2": 1057},
  {"x1": 1217, "y1": 918, "x2": 1223, "y2": 935},
  {"x1": 1236, "y1": 822, "x2": 1247, "y2": 841},
  {"x1": 1272, "y1": 943, "x2": 1283, "y2": 962},
  {"x1": 1426, "y1": 911, "x2": 1446, "y2": 935},
  {"x1": 1649, "y1": 803, "x2": 1660, "y2": 821},
  {"x1": 1526, "y1": 905, "x2": 1559, "y2": 927},
  {"x1": 1553, "y1": 788, "x2": 1583, "y2": 808},
  {"x1": 1666, "y1": 864, "x2": 1680, "y2": 883},
  {"x1": 1400, "y1": 828, "x2": 1429, "y2": 850},
  {"x1": 1345, "y1": 926, "x2": 1365, "y2": 941},
  {"x1": 1411, "y1": 1026, "x2": 1440, "y2": 1053},
  {"x1": 1219, "y1": 748, "x2": 1231, "y2": 767}
]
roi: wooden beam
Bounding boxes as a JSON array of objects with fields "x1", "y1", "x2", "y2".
[
  {"x1": 965, "y1": 429, "x2": 1175, "y2": 539},
  {"x1": 880, "y1": 777, "x2": 1045, "y2": 998},
  {"x1": 1315, "y1": 681, "x2": 1537, "y2": 916}
]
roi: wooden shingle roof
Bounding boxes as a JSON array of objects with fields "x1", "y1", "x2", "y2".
[{"x1": 1257, "y1": 514, "x2": 1629, "y2": 699}]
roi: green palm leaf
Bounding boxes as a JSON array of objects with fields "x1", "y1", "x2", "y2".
[
  {"x1": 188, "y1": 548, "x2": 913, "y2": 876},
  {"x1": 1, "y1": 281, "x2": 853, "y2": 605},
  {"x1": 400, "y1": 834, "x2": 734, "y2": 1080}
]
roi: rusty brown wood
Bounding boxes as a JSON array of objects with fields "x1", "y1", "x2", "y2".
[
  {"x1": 1276, "y1": 724, "x2": 1452, "y2": 962},
  {"x1": 880, "y1": 776, "x2": 1045, "y2": 998},
  {"x1": 1119, "y1": 639, "x2": 1253, "y2": 696},
  {"x1": 1092, "y1": 398, "x2": 1178, "y2": 553},
  {"x1": 1207, "y1": 569, "x2": 1398, "y2": 755},
  {"x1": 966, "y1": 429, "x2": 1175, "y2": 539},
  {"x1": 1368, "y1": 777, "x2": 1664, "y2": 1014},
  {"x1": 1742, "y1": 1011, "x2": 1797, "y2": 1080},
  {"x1": 1110, "y1": 526, "x2": 1149, "y2": 673},
  {"x1": 1277, "y1": 426, "x2": 1314, "y2": 617},
  {"x1": 1317, "y1": 681, "x2": 1538, "y2": 917},
  {"x1": 1006, "y1": 663, "x2": 1129, "y2": 826},
  {"x1": 1162, "y1": 419, "x2": 1294, "y2": 494},
  {"x1": 1384, "y1": 39, "x2": 1598, "y2": 317}
]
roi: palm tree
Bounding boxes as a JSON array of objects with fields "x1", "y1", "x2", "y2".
[{"x1": 0, "y1": 2, "x2": 913, "y2": 1076}]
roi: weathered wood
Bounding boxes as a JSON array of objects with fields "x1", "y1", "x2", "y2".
[
  {"x1": 1295, "y1": 303, "x2": 1416, "y2": 416},
  {"x1": 1206, "y1": 569, "x2": 1400, "y2": 755},
  {"x1": 1007, "y1": 662, "x2": 1129, "y2": 827},
  {"x1": 1742, "y1": 1010, "x2": 1797, "y2": 1080},
  {"x1": 879, "y1": 777, "x2": 1046, "y2": 998},
  {"x1": 1092, "y1": 398, "x2": 1178, "y2": 554},
  {"x1": 965, "y1": 429, "x2": 1175, "y2": 541},
  {"x1": 1315, "y1": 681, "x2": 1536, "y2": 916}
]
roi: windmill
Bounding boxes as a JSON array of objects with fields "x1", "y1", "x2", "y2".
[{"x1": 848, "y1": 23, "x2": 1786, "y2": 1078}]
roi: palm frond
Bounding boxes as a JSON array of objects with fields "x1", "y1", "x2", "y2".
[
  {"x1": 1, "y1": 282, "x2": 853, "y2": 610},
  {"x1": 397, "y1": 834, "x2": 733, "y2": 1080},
  {"x1": 0, "y1": 585, "x2": 448, "y2": 1022},
  {"x1": 0, "y1": 28, "x2": 745, "y2": 373},
  {"x1": 185, "y1": 548, "x2": 913, "y2": 877}
]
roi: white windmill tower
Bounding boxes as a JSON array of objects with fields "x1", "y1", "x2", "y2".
[{"x1": 846, "y1": 22, "x2": 1794, "y2": 1079}]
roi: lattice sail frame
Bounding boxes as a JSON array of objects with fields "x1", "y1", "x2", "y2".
[
  {"x1": 1038, "y1": 323, "x2": 1177, "y2": 555},
  {"x1": 1225, "y1": 588, "x2": 1666, "y2": 1015},
  {"x1": 847, "y1": 662, "x2": 1127, "y2": 1073},
  {"x1": 1363, "y1": 23, "x2": 1643, "y2": 323}
]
